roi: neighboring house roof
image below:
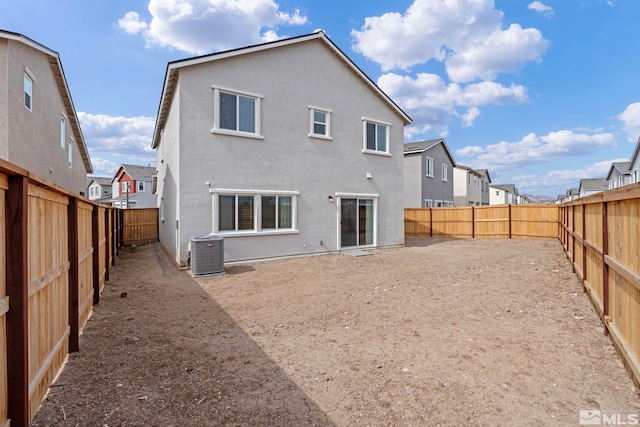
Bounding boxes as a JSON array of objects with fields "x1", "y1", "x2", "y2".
[
  {"x1": 152, "y1": 30, "x2": 412, "y2": 149},
  {"x1": 491, "y1": 184, "x2": 517, "y2": 194},
  {"x1": 0, "y1": 29, "x2": 93, "y2": 174},
  {"x1": 455, "y1": 164, "x2": 481, "y2": 177},
  {"x1": 88, "y1": 176, "x2": 112, "y2": 187},
  {"x1": 606, "y1": 161, "x2": 631, "y2": 179},
  {"x1": 579, "y1": 178, "x2": 608, "y2": 192},
  {"x1": 566, "y1": 188, "x2": 579, "y2": 196},
  {"x1": 111, "y1": 164, "x2": 156, "y2": 183},
  {"x1": 403, "y1": 139, "x2": 457, "y2": 167}
]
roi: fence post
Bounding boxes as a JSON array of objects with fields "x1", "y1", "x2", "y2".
[
  {"x1": 508, "y1": 204, "x2": 512, "y2": 238},
  {"x1": 572, "y1": 205, "x2": 576, "y2": 265},
  {"x1": 429, "y1": 208, "x2": 433, "y2": 237},
  {"x1": 67, "y1": 197, "x2": 79, "y2": 353},
  {"x1": 104, "y1": 209, "x2": 110, "y2": 281},
  {"x1": 471, "y1": 206, "x2": 475, "y2": 238},
  {"x1": 582, "y1": 203, "x2": 587, "y2": 286},
  {"x1": 92, "y1": 206, "x2": 100, "y2": 305},
  {"x1": 602, "y1": 201, "x2": 609, "y2": 329},
  {"x1": 111, "y1": 209, "x2": 116, "y2": 266},
  {"x1": 6, "y1": 175, "x2": 29, "y2": 427}
]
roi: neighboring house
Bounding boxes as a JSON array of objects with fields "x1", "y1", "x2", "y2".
[
  {"x1": 565, "y1": 188, "x2": 580, "y2": 202},
  {"x1": 404, "y1": 139, "x2": 456, "y2": 208},
  {"x1": 0, "y1": 30, "x2": 92, "y2": 193},
  {"x1": 110, "y1": 164, "x2": 156, "y2": 209},
  {"x1": 152, "y1": 31, "x2": 412, "y2": 265},
  {"x1": 579, "y1": 178, "x2": 608, "y2": 198},
  {"x1": 453, "y1": 165, "x2": 491, "y2": 206},
  {"x1": 87, "y1": 176, "x2": 112, "y2": 205},
  {"x1": 629, "y1": 137, "x2": 640, "y2": 184},
  {"x1": 489, "y1": 184, "x2": 518, "y2": 205},
  {"x1": 607, "y1": 162, "x2": 631, "y2": 190}
]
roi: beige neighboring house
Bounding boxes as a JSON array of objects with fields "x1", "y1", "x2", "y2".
[
  {"x1": 489, "y1": 184, "x2": 518, "y2": 205},
  {"x1": 453, "y1": 165, "x2": 491, "y2": 206},
  {"x1": 0, "y1": 30, "x2": 92, "y2": 193},
  {"x1": 152, "y1": 31, "x2": 411, "y2": 265}
]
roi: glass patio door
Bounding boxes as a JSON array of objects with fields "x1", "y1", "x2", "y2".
[{"x1": 340, "y1": 198, "x2": 374, "y2": 248}]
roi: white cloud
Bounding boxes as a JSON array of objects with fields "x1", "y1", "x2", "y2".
[
  {"x1": 90, "y1": 158, "x2": 121, "y2": 177},
  {"x1": 618, "y1": 102, "x2": 640, "y2": 142},
  {"x1": 378, "y1": 72, "x2": 528, "y2": 135},
  {"x1": 456, "y1": 130, "x2": 618, "y2": 172},
  {"x1": 79, "y1": 113, "x2": 156, "y2": 168},
  {"x1": 117, "y1": 0, "x2": 307, "y2": 55},
  {"x1": 351, "y1": 0, "x2": 549, "y2": 82},
  {"x1": 527, "y1": 1, "x2": 554, "y2": 18},
  {"x1": 511, "y1": 158, "x2": 626, "y2": 196}
]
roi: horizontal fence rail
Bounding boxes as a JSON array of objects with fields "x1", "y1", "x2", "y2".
[
  {"x1": 405, "y1": 204, "x2": 559, "y2": 240},
  {"x1": 560, "y1": 184, "x2": 640, "y2": 388}
]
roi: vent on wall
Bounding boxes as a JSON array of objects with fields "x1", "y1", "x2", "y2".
[{"x1": 190, "y1": 235, "x2": 224, "y2": 276}]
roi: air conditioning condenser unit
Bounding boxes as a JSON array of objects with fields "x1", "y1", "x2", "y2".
[{"x1": 190, "y1": 235, "x2": 224, "y2": 276}]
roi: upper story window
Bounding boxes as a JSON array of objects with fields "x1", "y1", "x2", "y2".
[
  {"x1": 212, "y1": 86, "x2": 262, "y2": 138},
  {"x1": 426, "y1": 157, "x2": 434, "y2": 177},
  {"x1": 60, "y1": 117, "x2": 66, "y2": 148},
  {"x1": 137, "y1": 181, "x2": 145, "y2": 192},
  {"x1": 68, "y1": 139, "x2": 72, "y2": 167},
  {"x1": 24, "y1": 73, "x2": 33, "y2": 111},
  {"x1": 309, "y1": 107, "x2": 332, "y2": 140},
  {"x1": 362, "y1": 118, "x2": 390, "y2": 156},
  {"x1": 122, "y1": 181, "x2": 131, "y2": 193},
  {"x1": 442, "y1": 164, "x2": 448, "y2": 182}
]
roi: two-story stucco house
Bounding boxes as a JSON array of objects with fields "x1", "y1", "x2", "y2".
[
  {"x1": 110, "y1": 164, "x2": 156, "y2": 209},
  {"x1": 607, "y1": 162, "x2": 631, "y2": 190},
  {"x1": 0, "y1": 30, "x2": 92, "y2": 193},
  {"x1": 490, "y1": 184, "x2": 518, "y2": 205},
  {"x1": 404, "y1": 139, "x2": 456, "y2": 208},
  {"x1": 151, "y1": 31, "x2": 411, "y2": 265},
  {"x1": 453, "y1": 165, "x2": 491, "y2": 206},
  {"x1": 87, "y1": 176, "x2": 112, "y2": 205}
]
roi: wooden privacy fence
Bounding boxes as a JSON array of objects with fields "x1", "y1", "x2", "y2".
[
  {"x1": 123, "y1": 207, "x2": 159, "y2": 245},
  {"x1": 560, "y1": 184, "x2": 640, "y2": 387},
  {"x1": 405, "y1": 204, "x2": 559, "y2": 239},
  {"x1": 0, "y1": 158, "x2": 123, "y2": 427}
]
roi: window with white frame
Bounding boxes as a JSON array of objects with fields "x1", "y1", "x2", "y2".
[
  {"x1": 68, "y1": 139, "x2": 72, "y2": 167},
  {"x1": 60, "y1": 117, "x2": 66, "y2": 148},
  {"x1": 309, "y1": 107, "x2": 331, "y2": 139},
  {"x1": 214, "y1": 191, "x2": 298, "y2": 235},
  {"x1": 362, "y1": 118, "x2": 390, "y2": 154},
  {"x1": 441, "y1": 164, "x2": 448, "y2": 181},
  {"x1": 122, "y1": 181, "x2": 131, "y2": 193},
  {"x1": 24, "y1": 73, "x2": 33, "y2": 111},
  {"x1": 212, "y1": 87, "x2": 262, "y2": 137},
  {"x1": 426, "y1": 157, "x2": 434, "y2": 177},
  {"x1": 137, "y1": 181, "x2": 145, "y2": 192},
  {"x1": 634, "y1": 170, "x2": 640, "y2": 183}
]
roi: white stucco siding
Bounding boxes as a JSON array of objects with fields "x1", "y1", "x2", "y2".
[{"x1": 172, "y1": 39, "x2": 406, "y2": 263}]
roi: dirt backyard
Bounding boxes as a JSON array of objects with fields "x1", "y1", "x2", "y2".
[{"x1": 31, "y1": 238, "x2": 639, "y2": 426}]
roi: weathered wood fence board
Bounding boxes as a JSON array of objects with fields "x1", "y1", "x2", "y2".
[
  {"x1": 561, "y1": 184, "x2": 640, "y2": 388},
  {"x1": 405, "y1": 204, "x2": 559, "y2": 239},
  {"x1": 123, "y1": 208, "x2": 159, "y2": 245}
]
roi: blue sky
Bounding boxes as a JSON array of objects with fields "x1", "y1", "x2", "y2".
[{"x1": 1, "y1": 0, "x2": 639, "y2": 198}]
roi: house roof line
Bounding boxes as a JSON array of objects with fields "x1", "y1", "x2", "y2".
[
  {"x1": 403, "y1": 139, "x2": 457, "y2": 167},
  {"x1": 629, "y1": 136, "x2": 640, "y2": 170},
  {"x1": 0, "y1": 29, "x2": 93, "y2": 174},
  {"x1": 151, "y1": 31, "x2": 412, "y2": 149}
]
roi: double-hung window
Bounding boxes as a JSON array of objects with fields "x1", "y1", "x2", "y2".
[
  {"x1": 212, "y1": 87, "x2": 262, "y2": 138},
  {"x1": 122, "y1": 182, "x2": 131, "y2": 193},
  {"x1": 137, "y1": 181, "x2": 145, "y2": 192},
  {"x1": 426, "y1": 157, "x2": 434, "y2": 177},
  {"x1": 24, "y1": 73, "x2": 33, "y2": 111},
  {"x1": 442, "y1": 164, "x2": 448, "y2": 182},
  {"x1": 362, "y1": 118, "x2": 390, "y2": 155},
  {"x1": 309, "y1": 107, "x2": 331, "y2": 139},
  {"x1": 214, "y1": 190, "x2": 298, "y2": 235}
]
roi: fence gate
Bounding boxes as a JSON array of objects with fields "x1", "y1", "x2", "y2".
[{"x1": 122, "y1": 208, "x2": 159, "y2": 245}]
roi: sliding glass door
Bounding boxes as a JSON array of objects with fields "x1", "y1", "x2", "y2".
[{"x1": 340, "y1": 197, "x2": 374, "y2": 248}]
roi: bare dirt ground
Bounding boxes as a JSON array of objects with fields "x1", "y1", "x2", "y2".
[{"x1": 31, "y1": 238, "x2": 639, "y2": 426}]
